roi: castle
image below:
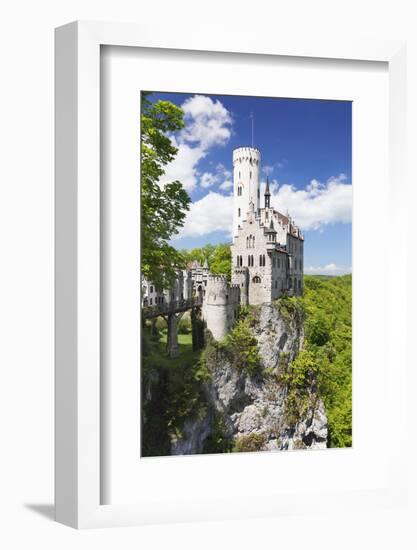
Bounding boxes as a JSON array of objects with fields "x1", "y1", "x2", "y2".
[{"x1": 142, "y1": 146, "x2": 304, "y2": 342}]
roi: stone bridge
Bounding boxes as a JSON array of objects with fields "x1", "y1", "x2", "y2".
[{"x1": 143, "y1": 297, "x2": 204, "y2": 358}]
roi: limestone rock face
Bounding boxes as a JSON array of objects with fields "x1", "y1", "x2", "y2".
[{"x1": 171, "y1": 303, "x2": 328, "y2": 454}]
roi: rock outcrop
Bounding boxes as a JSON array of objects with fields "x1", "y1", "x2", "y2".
[{"x1": 171, "y1": 302, "x2": 328, "y2": 454}]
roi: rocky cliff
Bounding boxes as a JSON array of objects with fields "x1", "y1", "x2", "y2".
[{"x1": 171, "y1": 302, "x2": 328, "y2": 454}]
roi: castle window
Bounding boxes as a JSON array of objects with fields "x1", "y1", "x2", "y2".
[
  {"x1": 238, "y1": 208, "x2": 241, "y2": 217},
  {"x1": 252, "y1": 276, "x2": 261, "y2": 283},
  {"x1": 250, "y1": 171, "x2": 252, "y2": 179},
  {"x1": 257, "y1": 189, "x2": 260, "y2": 199},
  {"x1": 253, "y1": 236, "x2": 255, "y2": 248},
  {"x1": 149, "y1": 298, "x2": 153, "y2": 305},
  {"x1": 150, "y1": 286, "x2": 153, "y2": 293}
]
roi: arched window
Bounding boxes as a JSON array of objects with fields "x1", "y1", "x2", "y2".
[{"x1": 252, "y1": 276, "x2": 261, "y2": 284}]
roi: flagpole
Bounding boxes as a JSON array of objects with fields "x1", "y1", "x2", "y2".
[{"x1": 250, "y1": 113, "x2": 254, "y2": 148}]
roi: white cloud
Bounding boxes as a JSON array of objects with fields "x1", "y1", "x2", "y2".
[
  {"x1": 176, "y1": 173, "x2": 352, "y2": 240},
  {"x1": 160, "y1": 95, "x2": 233, "y2": 193},
  {"x1": 173, "y1": 192, "x2": 233, "y2": 239},
  {"x1": 181, "y1": 95, "x2": 233, "y2": 148},
  {"x1": 266, "y1": 174, "x2": 352, "y2": 231},
  {"x1": 200, "y1": 172, "x2": 217, "y2": 188},
  {"x1": 163, "y1": 143, "x2": 205, "y2": 192},
  {"x1": 198, "y1": 163, "x2": 233, "y2": 191},
  {"x1": 219, "y1": 179, "x2": 233, "y2": 191},
  {"x1": 304, "y1": 264, "x2": 352, "y2": 275}
]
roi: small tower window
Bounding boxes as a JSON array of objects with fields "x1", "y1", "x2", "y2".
[
  {"x1": 238, "y1": 208, "x2": 241, "y2": 217},
  {"x1": 250, "y1": 171, "x2": 252, "y2": 179}
]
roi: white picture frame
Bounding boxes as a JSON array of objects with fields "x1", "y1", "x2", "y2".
[{"x1": 55, "y1": 21, "x2": 407, "y2": 529}]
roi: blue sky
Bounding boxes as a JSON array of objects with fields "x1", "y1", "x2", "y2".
[{"x1": 148, "y1": 92, "x2": 352, "y2": 275}]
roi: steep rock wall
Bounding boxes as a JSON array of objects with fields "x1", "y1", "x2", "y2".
[{"x1": 171, "y1": 302, "x2": 328, "y2": 454}]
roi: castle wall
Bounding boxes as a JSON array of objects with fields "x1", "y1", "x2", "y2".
[
  {"x1": 202, "y1": 276, "x2": 240, "y2": 341},
  {"x1": 287, "y1": 233, "x2": 304, "y2": 295}
]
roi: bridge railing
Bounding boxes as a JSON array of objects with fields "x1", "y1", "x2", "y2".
[{"x1": 142, "y1": 296, "x2": 203, "y2": 318}]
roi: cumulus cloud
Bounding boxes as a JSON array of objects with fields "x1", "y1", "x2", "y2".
[
  {"x1": 181, "y1": 95, "x2": 232, "y2": 149},
  {"x1": 219, "y1": 179, "x2": 233, "y2": 191},
  {"x1": 198, "y1": 163, "x2": 233, "y2": 191},
  {"x1": 173, "y1": 192, "x2": 233, "y2": 239},
  {"x1": 265, "y1": 174, "x2": 352, "y2": 231},
  {"x1": 304, "y1": 264, "x2": 352, "y2": 275},
  {"x1": 176, "y1": 173, "x2": 352, "y2": 240},
  {"x1": 161, "y1": 95, "x2": 233, "y2": 193},
  {"x1": 163, "y1": 143, "x2": 205, "y2": 192}
]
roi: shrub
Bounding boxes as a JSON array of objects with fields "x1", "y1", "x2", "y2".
[
  {"x1": 233, "y1": 432, "x2": 266, "y2": 452},
  {"x1": 154, "y1": 316, "x2": 167, "y2": 333},
  {"x1": 178, "y1": 317, "x2": 191, "y2": 334},
  {"x1": 221, "y1": 320, "x2": 261, "y2": 376}
]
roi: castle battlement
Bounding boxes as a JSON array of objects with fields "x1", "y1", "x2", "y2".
[
  {"x1": 207, "y1": 275, "x2": 229, "y2": 283},
  {"x1": 233, "y1": 147, "x2": 261, "y2": 165}
]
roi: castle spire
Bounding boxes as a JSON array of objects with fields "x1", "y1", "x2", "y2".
[{"x1": 264, "y1": 176, "x2": 271, "y2": 208}]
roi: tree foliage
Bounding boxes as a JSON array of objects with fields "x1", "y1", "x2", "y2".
[
  {"x1": 303, "y1": 275, "x2": 352, "y2": 447},
  {"x1": 141, "y1": 93, "x2": 191, "y2": 288},
  {"x1": 180, "y1": 243, "x2": 232, "y2": 280}
]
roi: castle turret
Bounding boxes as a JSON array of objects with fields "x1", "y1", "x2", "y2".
[
  {"x1": 202, "y1": 275, "x2": 240, "y2": 340},
  {"x1": 264, "y1": 176, "x2": 271, "y2": 209},
  {"x1": 233, "y1": 147, "x2": 261, "y2": 237}
]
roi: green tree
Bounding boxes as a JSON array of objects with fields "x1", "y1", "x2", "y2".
[
  {"x1": 141, "y1": 93, "x2": 191, "y2": 288},
  {"x1": 209, "y1": 244, "x2": 232, "y2": 279}
]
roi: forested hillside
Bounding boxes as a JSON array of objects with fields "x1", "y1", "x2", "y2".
[{"x1": 301, "y1": 274, "x2": 352, "y2": 447}]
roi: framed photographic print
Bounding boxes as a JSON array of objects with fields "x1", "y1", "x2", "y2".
[{"x1": 55, "y1": 21, "x2": 408, "y2": 528}]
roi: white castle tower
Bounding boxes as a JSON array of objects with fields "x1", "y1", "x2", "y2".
[{"x1": 232, "y1": 147, "x2": 261, "y2": 237}]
